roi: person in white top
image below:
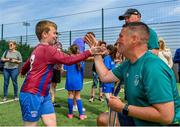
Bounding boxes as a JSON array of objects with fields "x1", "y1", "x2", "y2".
[{"x1": 158, "y1": 38, "x2": 173, "y2": 68}]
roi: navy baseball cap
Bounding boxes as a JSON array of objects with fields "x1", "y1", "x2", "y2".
[{"x1": 119, "y1": 8, "x2": 141, "y2": 20}]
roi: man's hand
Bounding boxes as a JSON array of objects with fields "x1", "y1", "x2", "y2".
[
  {"x1": 84, "y1": 34, "x2": 98, "y2": 47},
  {"x1": 89, "y1": 46, "x2": 107, "y2": 55},
  {"x1": 108, "y1": 95, "x2": 125, "y2": 113}
]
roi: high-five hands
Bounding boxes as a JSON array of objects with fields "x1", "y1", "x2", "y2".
[{"x1": 84, "y1": 34, "x2": 107, "y2": 55}]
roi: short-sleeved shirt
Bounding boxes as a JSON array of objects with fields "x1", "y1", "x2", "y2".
[
  {"x1": 64, "y1": 62, "x2": 83, "y2": 91},
  {"x1": 1, "y1": 50, "x2": 22, "y2": 69},
  {"x1": 148, "y1": 28, "x2": 159, "y2": 50},
  {"x1": 112, "y1": 51, "x2": 180, "y2": 125},
  {"x1": 101, "y1": 55, "x2": 115, "y2": 92}
]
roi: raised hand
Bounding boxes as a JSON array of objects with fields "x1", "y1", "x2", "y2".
[{"x1": 84, "y1": 34, "x2": 98, "y2": 48}]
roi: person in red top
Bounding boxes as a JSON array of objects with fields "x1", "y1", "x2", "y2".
[{"x1": 20, "y1": 20, "x2": 103, "y2": 126}]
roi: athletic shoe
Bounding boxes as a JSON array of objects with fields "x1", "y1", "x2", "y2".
[
  {"x1": 73, "y1": 105, "x2": 86, "y2": 112},
  {"x1": 3, "y1": 97, "x2": 7, "y2": 102},
  {"x1": 73, "y1": 105, "x2": 78, "y2": 111},
  {"x1": 79, "y1": 115, "x2": 87, "y2": 120},
  {"x1": 14, "y1": 97, "x2": 18, "y2": 101},
  {"x1": 53, "y1": 102, "x2": 61, "y2": 107},
  {"x1": 67, "y1": 114, "x2": 73, "y2": 119},
  {"x1": 98, "y1": 96, "x2": 104, "y2": 102},
  {"x1": 83, "y1": 107, "x2": 86, "y2": 112},
  {"x1": 89, "y1": 97, "x2": 94, "y2": 102}
]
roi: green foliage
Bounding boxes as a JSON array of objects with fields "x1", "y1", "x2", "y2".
[
  {"x1": 0, "y1": 40, "x2": 8, "y2": 56},
  {"x1": 17, "y1": 43, "x2": 34, "y2": 61}
]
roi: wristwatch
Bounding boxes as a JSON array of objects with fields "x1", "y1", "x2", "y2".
[{"x1": 122, "y1": 103, "x2": 129, "y2": 116}]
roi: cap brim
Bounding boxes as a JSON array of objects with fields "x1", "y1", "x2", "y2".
[{"x1": 119, "y1": 15, "x2": 125, "y2": 20}]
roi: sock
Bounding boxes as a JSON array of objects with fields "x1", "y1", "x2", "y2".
[
  {"x1": 52, "y1": 97, "x2": 55, "y2": 103},
  {"x1": 68, "y1": 98, "x2": 73, "y2": 114},
  {"x1": 76, "y1": 99, "x2": 83, "y2": 115}
]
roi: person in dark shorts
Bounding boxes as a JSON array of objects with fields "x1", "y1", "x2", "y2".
[{"x1": 50, "y1": 41, "x2": 63, "y2": 107}]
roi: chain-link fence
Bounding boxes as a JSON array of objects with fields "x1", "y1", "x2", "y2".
[{"x1": 1, "y1": 0, "x2": 180, "y2": 55}]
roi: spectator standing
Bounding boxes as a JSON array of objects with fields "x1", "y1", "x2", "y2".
[
  {"x1": 50, "y1": 41, "x2": 63, "y2": 107},
  {"x1": 101, "y1": 45, "x2": 116, "y2": 102},
  {"x1": 174, "y1": 48, "x2": 180, "y2": 83},
  {"x1": 89, "y1": 40, "x2": 106, "y2": 102},
  {"x1": 158, "y1": 38, "x2": 173, "y2": 68},
  {"x1": 1, "y1": 41, "x2": 22, "y2": 101},
  {"x1": 119, "y1": 8, "x2": 159, "y2": 55}
]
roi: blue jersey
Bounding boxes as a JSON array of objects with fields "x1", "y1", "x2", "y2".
[
  {"x1": 64, "y1": 62, "x2": 83, "y2": 91},
  {"x1": 102, "y1": 55, "x2": 115, "y2": 93}
]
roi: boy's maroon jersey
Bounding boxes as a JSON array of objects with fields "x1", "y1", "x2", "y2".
[{"x1": 21, "y1": 44, "x2": 91, "y2": 96}]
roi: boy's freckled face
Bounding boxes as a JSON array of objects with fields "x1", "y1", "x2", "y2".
[{"x1": 47, "y1": 27, "x2": 58, "y2": 45}]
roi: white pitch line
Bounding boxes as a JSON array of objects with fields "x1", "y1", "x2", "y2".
[{"x1": 0, "y1": 81, "x2": 93, "y2": 105}]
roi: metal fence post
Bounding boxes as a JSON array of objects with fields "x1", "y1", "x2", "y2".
[
  {"x1": 20, "y1": 35, "x2": 23, "y2": 44},
  {"x1": 1, "y1": 24, "x2": 3, "y2": 41},
  {"x1": 102, "y1": 8, "x2": 104, "y2": 41},
  {"x1": 69, "y1": 30, "x2": 72, "y2": 46}
]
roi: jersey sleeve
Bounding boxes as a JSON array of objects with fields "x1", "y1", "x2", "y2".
[
  {"x1": 21, "y1": 57, "x2": 30, "y2": 75},
  {"x1": 47, "y1": 46, "x2": 91, "y2": 65}
]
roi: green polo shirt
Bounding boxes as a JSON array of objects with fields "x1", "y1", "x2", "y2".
[
  {"x1": 112, "y1": 51, "x2": 180, "y2": 125},
  {"x1": 148, "y1": 28, "x2": 159, "y2": 50}
]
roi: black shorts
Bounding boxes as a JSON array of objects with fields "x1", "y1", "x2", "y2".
[
  {"x1": 118, "y1": 113, "x2": 135, "y2": 126},
  {"x1": 51, "y1": 69, "x2": 61, "y2": 83}
]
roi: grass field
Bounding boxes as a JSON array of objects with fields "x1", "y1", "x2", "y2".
[
  {"x1": 0, "y1": 74, "x2": 179, "y2": 126},
  {"x1": 0, "y1": 74, "x2": 108, "y2": 126}
]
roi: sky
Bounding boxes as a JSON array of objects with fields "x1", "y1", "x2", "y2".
[{"x1": 0, "y1": 0, "x2": 180, "y2": 43}]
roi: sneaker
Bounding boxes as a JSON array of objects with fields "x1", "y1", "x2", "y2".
[
  {"x1": 73, "y1": 105, "x2": 86, "y2": 112},
  {"x1": 3, "y1": 97, "x2": 7, "y2": 102},
  {"x1": 83, "y1": 107, "x2": 86, "y2": 112},
  {"x1": 14, "y1": 97, "x2": 18, "y2": 101},
  {"x1": 98, "y1": 96, "x2": 104, "y2": 102},
  {"x1": 89, "y1": 97, "x2": 94, "y2": 102},
  {"x1": 79, "y1": 115, "x2": 87, "y2": 120},
  {"x1": 73, "y1": 105, "x2": 78, "y2": 111},
  {"x1": 53, "y1": 102, "x2": 61, "y2": 107},
  {"x1": 67, "y1": 114, "x2": 73, "y2": 119}
]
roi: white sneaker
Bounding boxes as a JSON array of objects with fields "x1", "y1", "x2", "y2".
[
  {"x1": 14, "y1": 97, "x2": 19, "y2": 101},
  {"x1": 83, "y1": 107, "x2": 86, "y2": 112},
  {"x1": 73, "y1": 105, "x2": 86, "y2": 112},
  {"x1": 3, "y1": 97, "x2": 7, "y2": 102},
  {"x1": 73, "y1": 105, "x2": 78, "y2": 111}
]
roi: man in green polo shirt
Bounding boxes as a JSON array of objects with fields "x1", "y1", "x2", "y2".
[
  {"x1": 84, "y1": 22, "x2": 180, "y2": 126},
  {"x1": 119, "y1": 8, "x2": 159, "y2": 55}
]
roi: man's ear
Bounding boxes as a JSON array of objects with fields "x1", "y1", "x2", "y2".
[{"x1": 131, "y1": 34, "x2": 138, "y2": 45}]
